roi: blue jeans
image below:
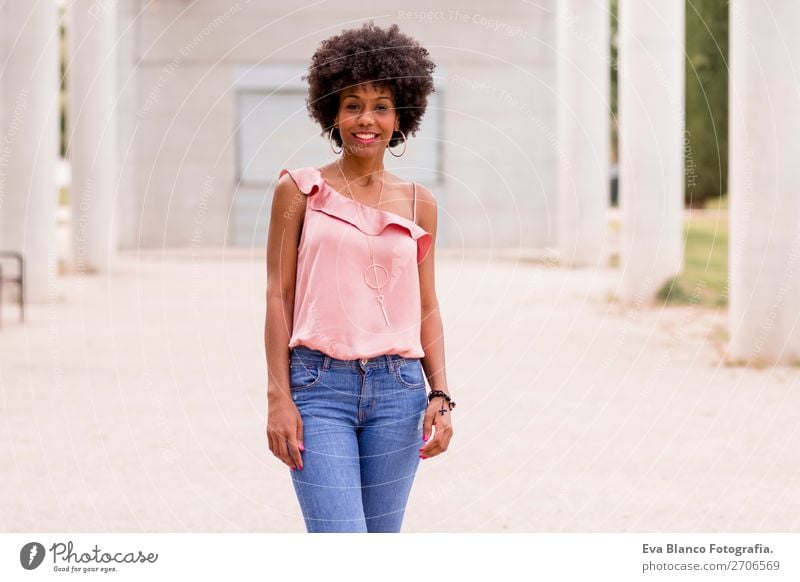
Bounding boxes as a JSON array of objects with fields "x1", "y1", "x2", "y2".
[{"x1": 288, "y1": 345, "x2": 428, "y2": 532}]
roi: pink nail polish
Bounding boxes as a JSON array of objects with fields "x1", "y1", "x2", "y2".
[
  {"x1": 300, "y1": 443, "x2": 304, "y2": 452},
  {"x1": 423, "y1": 434, "x2": 428, "y2": 442},
  {"x1": 290, "y1": 466, "x2": 295, "y2": 471}
]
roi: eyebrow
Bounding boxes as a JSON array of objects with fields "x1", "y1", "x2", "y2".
[{"x1": 341, "y1": 93, "x2": 393, "y2": 100}]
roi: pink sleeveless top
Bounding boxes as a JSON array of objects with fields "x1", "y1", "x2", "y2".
[{"x1": 279, "y1": 166, "x2": 433, "y2": 360}]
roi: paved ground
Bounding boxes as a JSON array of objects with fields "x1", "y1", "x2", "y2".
[{"x1": 1, "y1": 248, "x2": 798, "y2": 532}]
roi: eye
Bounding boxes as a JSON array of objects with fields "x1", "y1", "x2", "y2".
[{"x1": 344, "y1": 103, "x2": 391, "y2": 112}]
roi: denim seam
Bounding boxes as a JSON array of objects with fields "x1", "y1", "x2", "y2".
[
  {"x1": 288, "y1": 361, "x2": 325, "y2": 390},
  {"x1": 394, "y1": 360, "x2": 425, "y2": 389}
]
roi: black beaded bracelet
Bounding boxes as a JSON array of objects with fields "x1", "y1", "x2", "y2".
[{"x1": 428, "y1": 389, "x2": 456, "y2": 415}]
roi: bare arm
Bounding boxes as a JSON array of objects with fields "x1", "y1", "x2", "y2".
[
  {"x1": 416, "y1": 184, "x2": 453, "y2": 457},
  {"x1": 417, "y1": 185, "x2": 448, "y2": 395},
  {"x1": 265, "y1": 173, "x2": 305, "y2": 399},
  {"x1": 265, "y1": 172, "x2": 307, "y2": 469}
]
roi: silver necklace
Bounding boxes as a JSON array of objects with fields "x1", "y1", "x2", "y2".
[{"x1": 336, "y1": 158, "x2": 391, "y2": 327}]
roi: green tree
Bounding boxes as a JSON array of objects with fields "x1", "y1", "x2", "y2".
[
  {"x1": 610, "y1": 0, "x2": 618, "y2": 164},
  {"x1": 685, "y1": 0, "x2": 728, "y2": 207},
  {"x1": 610, "y1": 1, "x2": 728, "y2": 207}
]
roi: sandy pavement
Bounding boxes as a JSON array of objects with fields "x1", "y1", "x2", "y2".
[{"x1": 1, "y1": 248, "x2": 798, "y2": 532}]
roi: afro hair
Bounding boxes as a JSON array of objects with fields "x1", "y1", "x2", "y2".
[{"x1": 302, "y1": 21, "x2": 436, "y2": 148}]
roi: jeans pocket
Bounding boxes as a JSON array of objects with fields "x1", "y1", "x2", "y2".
[
  {"x1": 394, "y1": 360, "x2": 425, "y2": 389},
  {"x1": 289, "y1": 362, "x2": 324, "y2": 390}
]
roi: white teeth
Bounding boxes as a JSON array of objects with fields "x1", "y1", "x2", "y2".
[{"x1": 355, "y1": 133, "x2": 378, "y2": 138}]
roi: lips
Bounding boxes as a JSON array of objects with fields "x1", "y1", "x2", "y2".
[{"x1": 353, "y1": 132, "x2": 379, "y2": 144}]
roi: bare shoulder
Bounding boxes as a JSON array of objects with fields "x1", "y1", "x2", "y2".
[
  {"x1": 385, "y1": 172, "x2": 436, "y2": 204},
  {"x1": 412, "y1": 182, "x2": 437, "y2": 205},
  {"x1": 270, "y1": 170, "x2": 307, "y2": 228},
  {"x1": 412, "y1": 182, "x2": 437, "y2": 233},
  {"x1": 386, "y1": 171, "x2": 438, "y2": 213},
  {"x1": 274, "y1": 170, "x2": 304, "y2": 198}
]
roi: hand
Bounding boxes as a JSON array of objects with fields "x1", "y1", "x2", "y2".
[
  {"x1": 266, "y1": 398, "x2": 304, "y2": 470},
  {"x1": 419, "y1": 396, "x2": 453, "y2": 459}
]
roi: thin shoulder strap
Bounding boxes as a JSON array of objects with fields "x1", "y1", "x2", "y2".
[{"x1": 412, "y1": 182, "x2": 417, "y2": 224}]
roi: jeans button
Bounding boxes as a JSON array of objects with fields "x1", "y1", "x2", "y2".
[{"x1": 360, "y1": 357, "x2": 368, "y2": 365}]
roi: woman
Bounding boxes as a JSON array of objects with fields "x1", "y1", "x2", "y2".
[{"x1": 265, "y1": 21, "x2": 455, "y2": 533}]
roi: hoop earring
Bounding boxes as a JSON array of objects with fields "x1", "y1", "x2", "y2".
[
  {"x1": 387, "y1": 130, "x2": 407, "y2": 157},
  {"x1": 329, "y1": 127, "x2": 342, "y2": 155}
]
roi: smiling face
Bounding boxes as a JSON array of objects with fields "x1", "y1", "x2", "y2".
[{"x1": 334, "y1": 82, "x2": 400, "y2": 156}]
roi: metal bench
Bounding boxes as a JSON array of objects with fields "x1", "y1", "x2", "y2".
[{"x1": 0, "y1": 251, "x2": 25, "y2": 328}]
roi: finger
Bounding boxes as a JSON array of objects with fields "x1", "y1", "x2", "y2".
[
  {"x1": 422, "y1": 407, "x2": 435, "y2": 442},
  {"x1": 297, "y1": 416, "x2": 304, "y2": 454},
  {"x1": 275, "y1": 433, "x2": 294, "y2": 468},
  {"x1": 435, "y1": 424, "x2": 453, "y2": 454},
  {"x1": 268, "y1": 424, "x2": 297, "y2": 469},
  {"x1": 267, "y1": 425, "x2": 281, "y2": 459},
  {"x1": 420, "y1": 438, "x2": 442, "y2": 458},
  {"x1": 288, "y1": 430, "x2": 303, "y2": 470},
  {"x1": 440, "y1": 425, "x2": 453, "y2": 451},
  {"x1": 419, "y1": 428, "x2": 443, "y2": 457},
  {"x1": 420, "y1": 418, "x2": 452, "y2": 458},
  {"x1": 291, "y1": 414, "x2": 305, "y2": 470}
]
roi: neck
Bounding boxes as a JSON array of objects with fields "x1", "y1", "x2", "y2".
[{"x1": 338, "y1": 152, "x2": 385, "y2": 186}]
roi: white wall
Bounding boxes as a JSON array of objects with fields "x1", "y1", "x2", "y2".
[{"x1": 119, "y1": 0, "x2": 558, "y2": 250}]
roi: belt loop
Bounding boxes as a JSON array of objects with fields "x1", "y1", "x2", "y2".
[
  {"x1": 323, "y1": 355, "x2": 331, "y2": 370},
  {"x1": 385, "y1": 354, "x2": 396, "y2": 372}
]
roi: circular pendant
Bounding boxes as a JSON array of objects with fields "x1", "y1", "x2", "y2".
[{"x1": 364, "y1": 264, "x2": 389, "y2": 289}]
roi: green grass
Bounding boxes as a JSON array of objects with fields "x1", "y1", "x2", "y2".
[
  {"x1": 657, "y1": 215, "x2": 728, "y2": 307},
  {"x1": 703, "y1": 194, "x2": 728, "y2": 210},
  {"x1": 58, "y1": 186, "x2": 69, "y2": 205}
]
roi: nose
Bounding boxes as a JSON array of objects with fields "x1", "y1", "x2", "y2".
[{"x1": 357, "y1": 111, "x2": 375, "y2": 125}]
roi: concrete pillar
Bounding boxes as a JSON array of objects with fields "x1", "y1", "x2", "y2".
[
  {"x1": 556, "y1": 0, "x2": 610, "y2": 267},
  {"x1": 728, "y1": 0, "x2": 800, "y2": 365},
  {"x1": 0, "y1": 3, "x2": 4, "y2": 249},
  {"x1": 617, "y1": 0, "x2": 685, "y2": 301},
  {"x1": 67, "y1": 1, "x2": 118, "y2": 273},
  {"x1": 0, "y1": 1, "x2": 60, "y2": 302}
]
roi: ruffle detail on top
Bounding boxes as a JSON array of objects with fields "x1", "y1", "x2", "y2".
[{"x1": 280, "y1": 167, "x2": 433, "y2": 264}]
